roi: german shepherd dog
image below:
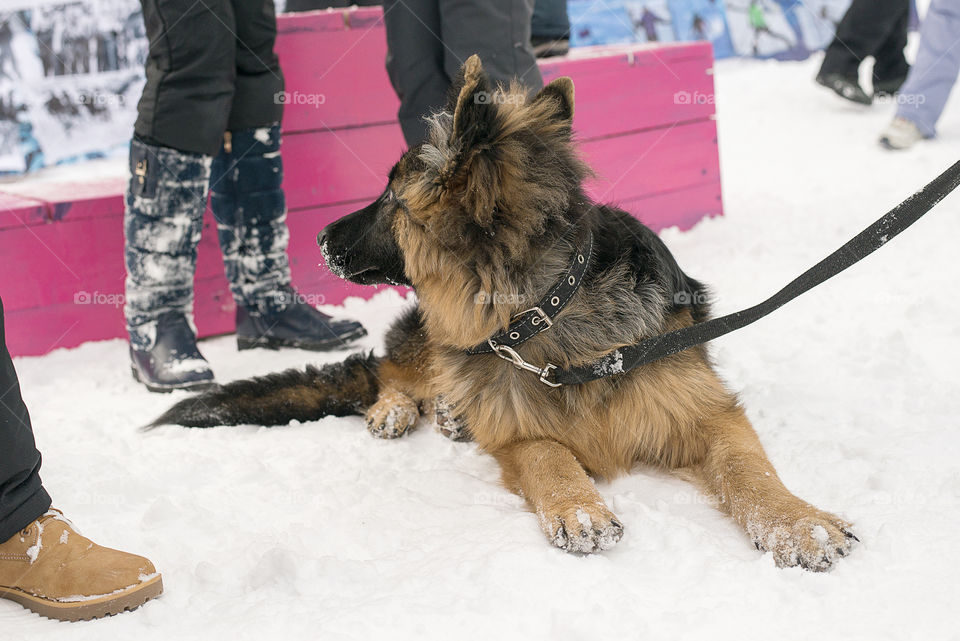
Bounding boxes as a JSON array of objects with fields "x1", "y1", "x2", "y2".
[{"x1": 153, "y1": 56, "x2": 857, "y2": 570}]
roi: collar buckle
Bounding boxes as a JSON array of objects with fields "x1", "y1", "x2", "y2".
[{"x1": 513, "y1": 306, "x2": 553, "y2": 329}]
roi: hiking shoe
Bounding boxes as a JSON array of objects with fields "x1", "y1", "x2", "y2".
[
  {"x1": 130, "y1": 311, "x2": 215, "y2": 393},
  {"x1": 236, "y1": 296, "x2": 366, "y2": 351},
  {"x1": 879, "y1": 117, "x2": 925, "y2": 150},
  {"x1": 816, "y1": 72, "x2": 872, "y2": 105},
  {"x1": 0, "y1": 509, "x2": 162, "y2": 621}
]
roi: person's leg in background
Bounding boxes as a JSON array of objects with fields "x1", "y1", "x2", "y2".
[
  {"x1": 0, "y1": 296, "x2": 162, "y2": 621},
  {"x1": 125, "y1": 0, "x2": 236, "y2": 392},
  {"x1": 881, "y1": 0, "x2": 960, "y2": 149},
  {"x1": 440, "y1": 0, "x2": 543, "y2": 97},
  {"x1": 530, "y1": 0, "x2": 570, "y2": 58},
  {"x1": 870, "y1": 1, "x2": 911, "y2": 95},
  {"x1": 383, "y1": 0, "x2": 544, "y2": 148},
  {"x1": 210, "y1": 0, "x2": 366, "y2": 351},
  {"x1": 816, "y1": 0, "x2": 910, "y2": 104},
  {"x1": 383, "y1": 0, "x2": 449, "y2": 146}
]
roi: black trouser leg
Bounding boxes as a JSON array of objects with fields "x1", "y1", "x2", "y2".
[
  {"x1": 531, "y1": 0, "x2": 571, "y2": 39},
  {"x1": 871, "y1": 6, "x2": 910, "y2": 85},
  {"x1": 383, "y1": 0, "x2": 449, "y2": 146},
  {"x1": 0, "y1": 297, "x2": 51, "y2": 544},
  {"x1": 818, "y1": 0, "x2": 909, "y2": 79},
  {"x1": 226, "y1": 0, "x2": 284, "y2": 131},
  {"x1": 439, "y1": 0, "x2": 543, "y2": 94},
  {"x1": 383, "y1": 0, "x2": 543, "y2": 147},
  {"x1": 134, "y1": 0, "x2": 237, "y2": 156}
]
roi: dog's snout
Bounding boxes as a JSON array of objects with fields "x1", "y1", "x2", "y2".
[{"x1": 316, "y1": 229, "x2": 328, "y2": 248}]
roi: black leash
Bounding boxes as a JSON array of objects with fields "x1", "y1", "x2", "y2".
[
  {"x1": 472, "y1": 159, "x2": 960, "y2": 387},
  {"x1": 553, "y1": 159, "x2": 960, "y2": 385}
]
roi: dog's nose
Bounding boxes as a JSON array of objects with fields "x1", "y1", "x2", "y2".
[{"x1": 317, "y1": 229, "x2": 327, "y2": 248}]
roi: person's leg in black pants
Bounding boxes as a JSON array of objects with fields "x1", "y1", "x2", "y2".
[
  {"x1": 383, "y1": 0, "x2": 449, "y2": 146},
  {"x1": 439, "y1": 0, "x2": 543, "y2": 94},
  {"x1": 0, "y1": 296, "x2": 51, "y2": 545},
  {"x1": 531, "y1": 0, "x2": 571, "y2": 57},
  {"x1": 383, "y1": 0, "x2": 543, "y2": 147},
  {"x1": 0, "y1": 296, "x2": 163, "y2": 620},
  {"x1": 818, "y1": 0, "x2": 909, "y2": 81},
  {"x1": 871, "y1": 6, "x2": 911, "y2": 93}
]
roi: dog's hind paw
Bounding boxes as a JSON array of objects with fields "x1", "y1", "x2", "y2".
[
  {"x1": 538, "y1": 502, "x2": 624, "y2": 554},
  {"x1": 751, "y1": 511, "x2": 858, "y2": 572},
  {"x1": 365, "y1": 391, "x2": 419, "y2": 439}
]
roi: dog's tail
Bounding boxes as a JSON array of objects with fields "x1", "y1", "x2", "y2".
[{"x1": 145, "y1": 352, "x2": 381, "y2": 428}]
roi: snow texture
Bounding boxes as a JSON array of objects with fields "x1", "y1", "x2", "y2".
[
  {"x1": 593, "y1": 348, "x2": 624, "y2": 376},
  {"x1": 3, "y1": 52, "x2": 960, "y2": 640}
]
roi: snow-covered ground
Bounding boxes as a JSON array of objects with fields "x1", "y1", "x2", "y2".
[{"x1": 4, "y1": 54, "x2": 960, "y2": 640}]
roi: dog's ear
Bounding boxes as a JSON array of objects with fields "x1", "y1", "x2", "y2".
[
  {"x1": 449, "y1": 55, "x2": 498, "y2": 150},
  {"x1": 436, "y1": 55, "x2": 502, "y2": 226},
  {"x1": 529, "y1": 77, "x2": 575, "y2": 130}
]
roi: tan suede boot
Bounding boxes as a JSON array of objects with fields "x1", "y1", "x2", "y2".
[{"x1": 0, "y1": 509, "x2": 162, "y2": 621}]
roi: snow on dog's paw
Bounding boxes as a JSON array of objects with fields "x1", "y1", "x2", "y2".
[
  {"x1": 432, "y1": 396, "x2": 472, "y2": 442},
  {"x1": 538, "y1": 502, "x2": 624, "y2": 554},
  {"x1": 365, "y1": 392, "x2": 419, "y2": 439},
  {"x1": 752, "y1": 512, "x2": 858, "y2": 572}
]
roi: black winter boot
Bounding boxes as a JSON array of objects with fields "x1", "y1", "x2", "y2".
[
  {"x1": 210, "y1": 125, "x2": 367, "y2": 351},
  {"x1": 235, "y1": 288, "x2": 366, "y2": 351},
  {"x1": 124, "y1": 138, "x2": 215, "y2": 392},
  {"x1": 129, "y1": 312, "x2": 214, "y2": 393}
]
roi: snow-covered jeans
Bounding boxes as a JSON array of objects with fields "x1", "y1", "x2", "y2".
[
  {"x1": 123, "y1": 127, "x2": 292, "y2": 351},
  {"x1": 895, "y1": 0, "x2": 960, "y2": 138}
]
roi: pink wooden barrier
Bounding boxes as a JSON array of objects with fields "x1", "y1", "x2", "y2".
[{"x1": 0, "y1": 7, "x2": 721, "y2": 357}]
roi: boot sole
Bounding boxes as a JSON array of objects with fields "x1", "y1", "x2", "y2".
[
  {"x1": 130, "y1": 366, "x2": 217, "y2": 394},
  {"x1": 237, "y1": 326, "x2": 367, "y2": 352},
  {"x1": 815, "y1": 75, "x2": 872, "y2": 105},
  {"x1": 0, "y1": 574, "x2": 163, "y2": 622}
]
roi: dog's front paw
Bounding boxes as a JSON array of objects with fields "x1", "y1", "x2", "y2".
[
  {"x1": 365, "y1": 391, "x2": 419, "y2": 439},
  {"x1": 432, "y1": 396, "x2": 471, "y2": 442},
  {"x1": 752, "y1": 511, "x2": 858, "y2": 572},
  {"x1": 537, "y1": 501, "x2": 624, "y2": 554}
]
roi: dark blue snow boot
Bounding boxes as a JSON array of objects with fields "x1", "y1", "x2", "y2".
[
  {"x1": 235, "y1": 288, "x2": 367, "y2": 351},
  {"x1": 129, "y1": 312, "x2": 214, "y2": 393},
  {"x1": 124, "y1": 138, "x2": 215, "y2": 392},
  {"x1": 210, "y1": 124, "x2": 367, "y2": 351}
]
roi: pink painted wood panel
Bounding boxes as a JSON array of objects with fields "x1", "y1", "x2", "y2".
[
  {"x1": 619, "y1": 181, "x2": 723, "y2": 232},
  {"x1": 543, "y1": 44, "x2": 715, "y2": 141},
  {"x1": 282, "y1": 124, "x2": 404, "y2": 211},
  {"x1": 0, "y1": 198, "x2": 398, "y2": 355},
  {"x1": 0, "y1": 191, "x2": 46, "y2": 230},
  {"x1": 4, "y1": 274, "x2": 234, "y2": 357},
  {"x1": 2, "y1": 213, "x2": 126, "y2": 312},
  {"x1": 581, "y1": 119, "x2": 719, "y2": 204},
  {"x1": 276, "y1": 8, "x2": 399, "y2": 133},
  {"x1": 281, "y1": 117, "x2": 719, "y2": 213}
]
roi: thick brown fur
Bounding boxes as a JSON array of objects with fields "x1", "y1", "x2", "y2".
[{"x1": 156, "y1": 55, "x2": 857, "y2": 569}]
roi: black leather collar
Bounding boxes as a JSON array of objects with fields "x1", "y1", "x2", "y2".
[{"x1": 467, "y1": 228, "x2": 593, "y2": 355}]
